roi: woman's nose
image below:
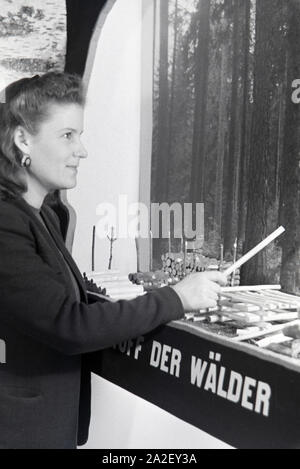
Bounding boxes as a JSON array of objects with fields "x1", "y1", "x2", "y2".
[{"x1": 74, "y1": 141, "x2": 88, "y2": 159}]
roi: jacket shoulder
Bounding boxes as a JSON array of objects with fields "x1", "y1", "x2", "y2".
[{"x1": 0, "y1": 198, "x2": 30, "y2": 227}]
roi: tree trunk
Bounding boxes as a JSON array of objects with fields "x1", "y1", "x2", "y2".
[
  {"x1": 166, "y1": 0, "x2": 179, "y2": 201},
  {"x1": 224, "y1": 0, "x2": 243, "y2": 253},
  {"x1": 243, "y1": 0, "x2": 278, "y2": 285},
  {"x1": 237, "y1": 0, "x2": 251, "y2": 243},
  {"x1": 280, "y1": 0, "x2": 300, "y2": 294},
  {"x1": 214, "y1": 43, "x2": 228, "y2": 239},
  {"x1": 189, "y1": 0, "x2": 211, "y2": 205},
  {"x1": 155, "y1": 0, "x2": 169, "y2": 204}
]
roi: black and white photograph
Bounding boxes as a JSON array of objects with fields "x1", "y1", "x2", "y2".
[{"x1": 0, "y1": 0, "x2": 300, "y2": 451}]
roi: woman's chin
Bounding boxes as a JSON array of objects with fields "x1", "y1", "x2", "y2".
[{"x1": 62, "y1": 177, "x2": 78, "y2": 190}]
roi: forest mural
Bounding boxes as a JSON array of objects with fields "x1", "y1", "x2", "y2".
[{"x1": 151, "y1": 0, "x2": 300, "y2": 294}]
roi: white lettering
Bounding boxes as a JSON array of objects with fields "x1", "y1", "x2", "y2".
[
  {"x1": 227, "y1": 371, "x2": 243, "y2": 403},
  {"x1": 204, "y1": 363, "x2": 217, "y2": 393},
  {"x1": 150, "y1": 341, "x2": 182, "y2": 376},
  {"x1": 96, "y1": 203, "x2": 117, "y2": 239},
  {"x1": 170, "y1": 348, "x2": 182, "y2": 378},
  {"x1": 190, "y1": 356, "x2": 208, "y2": 387},
  {"x1": 102, "y1": 453, "x2": 137, "y2": 466},
  {"x1": 150, "y1": 341, "x2": 161, "y2": 368},
  {"x1": 183, "y1": 203, "x2": 204, "y2": 239},
  {"x1": 217, "y1": 366, "x2": 227, "y2": 399},
  {"x1": 128, "y1": 202, "x2": 149, "y2": 238},
  {"x1": 190, "y1": 353, "x2": 272, "y2": 417},
  {"x1": 160, "y1": 345, "x2": 172, "y2": 373},
  {"x1": 255, "y1": 381, "x2": 271, "y2": 417},
  {"x1": 134, "y1": 336, "x2": 144, "y2": 360},
  {"x1": 126, "y1": 339, "x2": 134, "y2": 356},
  {"x1": 292, "y1": 79, "x2": 300, "y2": 104},
  {"x1": 241, "y1": 377, "x2": 257, "y2": 411}
]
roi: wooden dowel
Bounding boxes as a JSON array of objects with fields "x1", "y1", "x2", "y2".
[
  {"x1": 219, "y1": 243, "x2": 224, "y2": 271},
  {"x1": 92, "y1": 225, "x2": 96, "y2": 272},
  {"x1": 224, "y1": 226, "x2": 285, "y2": 277},
  {"x1": 135, "y1": 236, "x2": 140, "y2": 273},
  {"x1": 231, "y1": 238, "x2": 238, "y2": 286},
  {"x1": 149, "y1": 230, "x2": 153, "y2": 272},
  {"x1": 268, "y1": 290, "x2": 300, "y2": 302},
  {"x1": 183, "y1": 241, "x2": 187, "y2": 275},
  {"x1": 221, "y1": 285, "x2": 281, "y2": 293},
  {"x1": 232, "y1": 320, "x2": 300, "y2": 342}
]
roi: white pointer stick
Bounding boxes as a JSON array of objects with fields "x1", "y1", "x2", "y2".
[
  {"x1": 221, "y1": 284, "x2": 281, "y2": 293},
  {"x1": 223, "y1": 226, "x2": 285, "y2": 277}
]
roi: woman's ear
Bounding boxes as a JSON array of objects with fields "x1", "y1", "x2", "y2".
[{"x1": 13, "y1": 126, "x2": 31, "y2": 155}]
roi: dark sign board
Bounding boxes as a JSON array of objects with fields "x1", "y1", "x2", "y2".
[{"x1": 89, "y1": 322, "x2": 300, "y2": 449}]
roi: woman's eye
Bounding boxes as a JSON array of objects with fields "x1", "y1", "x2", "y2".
[{"x1": 63, "y1": 132, "x2": 72, "y2": 140}]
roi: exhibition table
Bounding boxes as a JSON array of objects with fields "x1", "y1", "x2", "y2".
[{"x1": 88, "y1": 320, "x2": 300, "y2": 449}]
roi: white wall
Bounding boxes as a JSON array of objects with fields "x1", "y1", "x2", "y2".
[
  {"x1": 82, "y1": 375, "x2": 232, "y2": 449},
  {"x1": 68, "y1": 0, "x2": 142, "y2": 275}
]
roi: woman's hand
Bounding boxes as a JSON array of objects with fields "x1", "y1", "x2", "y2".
[{"x1": 171, "y1": 271, "x2": 227, "y2": 311}]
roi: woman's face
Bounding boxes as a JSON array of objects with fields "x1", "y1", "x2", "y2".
[{"x1": 21, "y1": 102, "x2": 87, "y2": 196}]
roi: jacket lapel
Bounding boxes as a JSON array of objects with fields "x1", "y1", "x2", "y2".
[
  {"x1": 40, "y1": 206, "x2": 88, "y2": 303},
  {"x1": 12, "y1": 197, "x2": 87, "y2": 303}
]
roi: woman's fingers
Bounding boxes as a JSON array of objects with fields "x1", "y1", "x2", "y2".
[
  {"x1": 204, "y1": 271, "x2": 228, "y2": 286},
  {"x1": 172, "y1": 271, "x2": 228, "y2": 311}
]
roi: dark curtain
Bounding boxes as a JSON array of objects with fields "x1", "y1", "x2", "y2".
[{"x1": 65, "y1": 0, "x2": 109, "y2": 76}]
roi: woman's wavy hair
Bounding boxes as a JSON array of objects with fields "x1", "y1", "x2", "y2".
[{"x1": 0, "y1": 72, "x2": 85, "y2": 198}]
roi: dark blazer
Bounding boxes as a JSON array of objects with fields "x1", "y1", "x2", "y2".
[{"x1": 0, "y1": 196, "x2": 184, "y2": 449}]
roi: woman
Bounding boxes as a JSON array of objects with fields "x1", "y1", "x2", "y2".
[{"x1": 0, "y1": 72, "x2": 227, "y2": 449}]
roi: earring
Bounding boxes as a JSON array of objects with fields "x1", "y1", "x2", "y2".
[{"x1": 21, "y1": 154, "x2": 31, "y2": 168}]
